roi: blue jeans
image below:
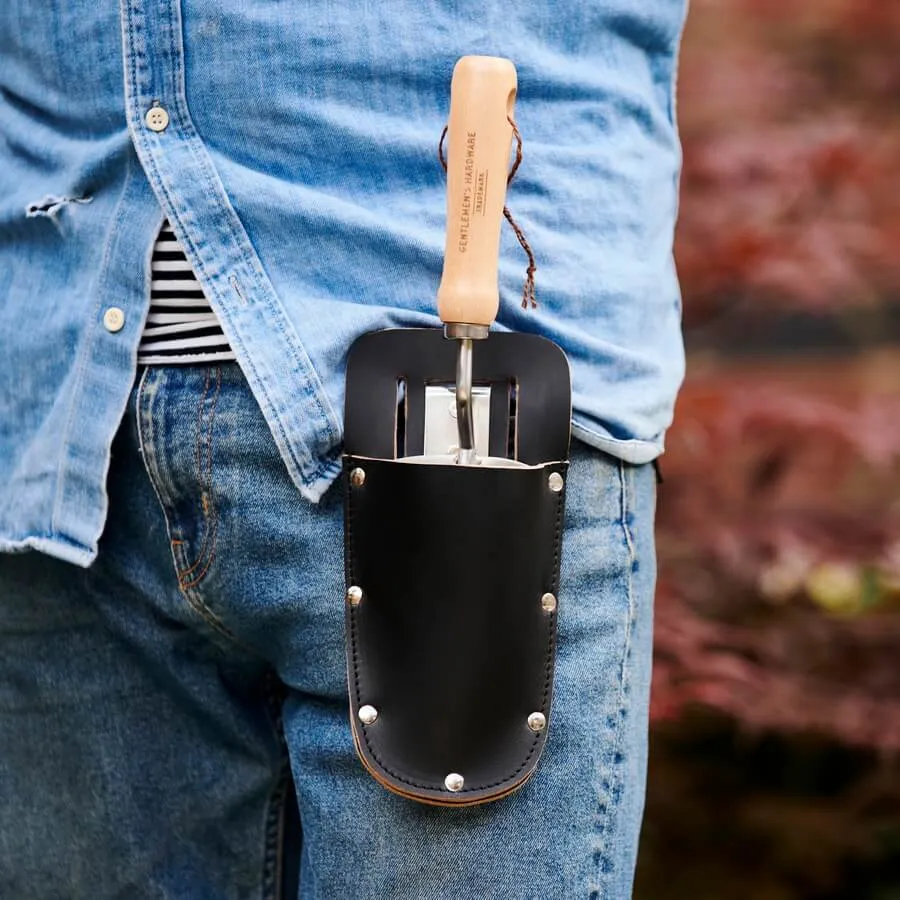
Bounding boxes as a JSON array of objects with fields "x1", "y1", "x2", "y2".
[{"x1": 0, "y1": 363, "x2": 657, "y2": 899}]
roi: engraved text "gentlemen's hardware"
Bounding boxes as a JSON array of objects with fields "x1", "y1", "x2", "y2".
[{"x1": 458, "y1": 131, "x2": 476, "y2": 253}]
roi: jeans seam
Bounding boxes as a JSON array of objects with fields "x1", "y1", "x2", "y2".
[
  {"x1": 174, "y1": 367, "x2": 234, "y2": 633},
  {"x1": 180, "y1": 366, "x2": 222, "y2": 588},
  {"x1": 590, "y1": 460, "x2": 638, "y2": 898},
  {"x1": 177, "y1": 366, "x2": 219, "y2": 582},
  {"x1": 136, "y1": 368, "x2": 177, "y2": 513},
  {"x1": 261, "y1": 670, "x2": 289, "y2": 900},
  {"x1": 620, "y1": 460, "x2": 637, "y2": 566}
]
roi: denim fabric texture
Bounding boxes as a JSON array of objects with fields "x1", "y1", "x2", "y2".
[
  {"x1": 0, "y1": 364, "x2": 657, "y2": 898},
  {"x1": 0, "y1": 0, "x2": 686, "y2": 566}
]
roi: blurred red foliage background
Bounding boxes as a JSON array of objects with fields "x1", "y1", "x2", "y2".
[
  {"x1": 676, "y1": 0, "x2": 900, "y2": 320},
  {"x1": 637, "y1": 2, "x2": 900, "y2": 897}
]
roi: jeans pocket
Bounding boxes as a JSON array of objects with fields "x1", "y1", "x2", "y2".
[
  {"x1": 169, "y1": 488, "x2": 219, "y2": 591},
  {"x1": 136, "y1": 366, "x2": 233, "y2": 643}
]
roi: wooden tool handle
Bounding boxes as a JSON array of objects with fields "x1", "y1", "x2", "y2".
[{"x1": 437, "y1": 56, "x2": 518, "y2": 328}]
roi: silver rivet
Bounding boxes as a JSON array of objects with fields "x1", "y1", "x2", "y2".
[
  {"x1": 103, "y1": 307, "x2": 126, "y2": 333},
  {"x1": 548, "y1": 472, "x2": 564, "y2": 493},
  {"x1": 541, "y1": 592, "x2": 557, "y2": 613},
  {"x1": 527, "y1": 712, "x2": 547, "y2": 733},
  {"x1": 358, "y1": 704, "x2": 378, "y2": 725},
  {"x1": 444, "y1": 772, "x2": 464, "y2": 792},
  {"x1": 346, "y1": 586, "x2": 363, "y2": 607},
  {"x1": 350, "y1": 467, "x2": 366, "y2": 487},
  {"x1": 144, "y1": 104, "x2": 170, "y2": 132}
]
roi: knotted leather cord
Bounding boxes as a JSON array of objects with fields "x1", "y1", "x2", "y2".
[{"x1": 438, "y1": 117, "x2": 537, "y2": 309}]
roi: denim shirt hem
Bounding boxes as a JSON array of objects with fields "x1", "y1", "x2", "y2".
[
  {"x1": 571, "y1": 423, "x2": 664, "y2": 466},
  {"x1": 0, "y1": 535, "x2": 97, "y2": 569},
  {"x1": 1, "y1": 423, "x2": 661, "y2": 569}
]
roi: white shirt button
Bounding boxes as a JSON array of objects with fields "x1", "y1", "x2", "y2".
[
  {"x1": 103, "y1": 307, "x2": 126, "y2": 333},
  {"x1": 144, "y1": 105, "x2": 170, "y2": 132}
]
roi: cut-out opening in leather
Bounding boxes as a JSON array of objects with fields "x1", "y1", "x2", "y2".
[
  {"x1": 507, "y1": 377, "x2": 518, "y2": 459},
  {"x1": 344, "y1": 330, "x2": 571, "y2": 464},
  {"x1": 395, "y1": 377, "x2": 406, "y2": 458}
]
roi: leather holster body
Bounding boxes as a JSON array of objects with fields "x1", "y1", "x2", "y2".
[
  {"x1": 344, "y1": 455, "x2": 566, "y2": 805},
  {"x1": 342, "y1": 328, "x2": 571, "y2": 805}
]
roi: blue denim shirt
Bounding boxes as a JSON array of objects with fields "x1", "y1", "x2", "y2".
[{"x1": 0, "y1": 0, "x2": 686, "y2": 567}]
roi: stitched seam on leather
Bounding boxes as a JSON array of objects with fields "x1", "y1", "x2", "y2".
[
  {"x1": 541, "y1": 469, "x2": 564, "y2": 720},
  {"x1": 347, "y1": 462, "x2": 559, "y2": 795}
]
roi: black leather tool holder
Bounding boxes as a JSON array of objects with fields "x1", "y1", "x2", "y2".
[{"x1": 343, "y1": 329, "x2": 572, "y2": 806}]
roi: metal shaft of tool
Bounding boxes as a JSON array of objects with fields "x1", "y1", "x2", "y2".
[
  {"x1": 446, "y1": 323, "x2": 488, "y2": 465},
  {"x1": 455, "y1": 338, "x2": 476, "y2": 465}
]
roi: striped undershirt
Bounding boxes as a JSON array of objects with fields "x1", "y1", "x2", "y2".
[{"x1": 137, "y1": 219, "x2": 236, "y2": 365}]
